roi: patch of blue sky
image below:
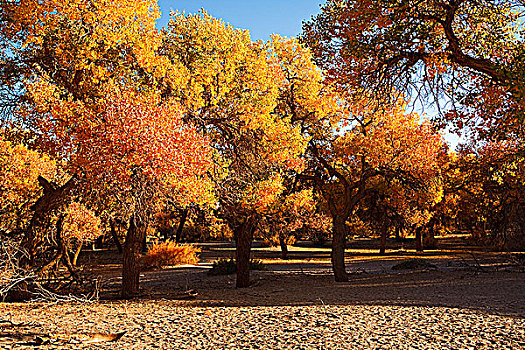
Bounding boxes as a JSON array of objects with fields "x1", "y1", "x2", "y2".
[{"x1": 157, "y1": 1, "x2": 322, "y2": 41}]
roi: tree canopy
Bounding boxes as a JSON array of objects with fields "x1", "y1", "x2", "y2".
[{"x1": 302, "y1": 0, "x2": 525, "y2": 140}]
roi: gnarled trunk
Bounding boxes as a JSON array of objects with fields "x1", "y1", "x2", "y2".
[
  {"x1": 331, "y1": 215, "x2": 348, "y2": 282},
  {"x1": 121, "y1": 215, "x2": 147, "y2": 299},
  {"x1": 23, "y1": 176, "x2": 76, "y2": 266},
  {"x1": 235, "y1": 218, "x2": 255, "y2": 288}
]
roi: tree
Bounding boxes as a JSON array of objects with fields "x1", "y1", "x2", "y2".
[
  {"x1": 34, "y1": 87, "x2": 211, "y2": 298},
  {"x1": 301, "y1": 0, "x2": 525, "y2": 140},
  {"x1": 69, "y1": 89, "x2": 212, "y2": 298},
  {"x1": 303, "y1": 100, "x2": 444, "y2": 281},
  {"x1": 2, "y1": 1, "x2": 214, "y2": 298},
  {"x1": 160, "y1": 13, "x2": 308, "y2": 287}
]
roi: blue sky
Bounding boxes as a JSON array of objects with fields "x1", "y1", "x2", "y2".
[{"x1": 157, "y1": 1, "x2": 323, "y2": 41}]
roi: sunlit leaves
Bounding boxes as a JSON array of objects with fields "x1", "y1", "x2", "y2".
[
  {"x1": 301, "y1": 0, "x2": 525, "y2": 141},
  {"x1": 161, "y1": 12, "x2": 311, "y2": 219},
  {"x1": 0, "y1": 137, "x2": 56, "y2": 233},
  {"x1": 62, "y1": 201, "x2": 102, "y2": 246}
]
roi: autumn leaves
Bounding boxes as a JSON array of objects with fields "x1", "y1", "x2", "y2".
[{"x1": 0, "y1": 0, "x2": 457, "y2": 294}]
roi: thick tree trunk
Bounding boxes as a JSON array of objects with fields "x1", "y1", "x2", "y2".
[
  {"x1": 395, "y1": 226, "x2": 401, "y2": 241},
  {"x1": 121, "y1": 216, "x2": 147, "y2": 299},
  {"x1": 110, "y1": 218, "x2": 123, "y2": 254},
  {"x1": 175, "y1": 208, "x2": 188, "y2": 243},
  {"x1": 94, "y1": 234, "x2": 105, "y2": 249},
  {"x1": 415, "y1": 226, "x2": 423, "y2": 252},
  {"x1": 331, "y1": 216, "x2": 348, "y2": 282},
  {"x1": 279, "y1": 234, "x2": 289, "y2": 260},
  {"x1": 235, "y1": 219, "x2": 255, "y2": 288}
]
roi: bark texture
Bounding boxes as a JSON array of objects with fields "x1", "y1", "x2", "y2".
[
  {"x1": 175, "y1": 208, "x2": 188, "y2": 243},
  {"x1": 279, "y1": 235, "x2": 289, "y2": 260},
  {"x1": 23, "y1": 176, "x2": 76, "y2": 266},
  {"x1": 121, "y1": 216, "x2": 147, "y2": 299}
]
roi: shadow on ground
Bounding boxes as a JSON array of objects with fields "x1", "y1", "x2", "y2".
[
  {"x1": 84, "y1": 238, "x2": 524, "y2": 318},
  {"x1": 127, "y1": 266, "x2": 525, "y2": 319}
]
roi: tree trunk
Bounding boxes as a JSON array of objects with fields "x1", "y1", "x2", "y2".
[
  {"x1": 235, "y1": 219, "x2": 255, "y2": 288},
  {"x1": 72, "y1": 245, "x2": 82, "y2": 266},
  {"x1": 175, "y1": 208, "x2": 188, "y2": 243},
  {"x1": 331, "y1": 216, "x2": 348, "y2": 282},
  {"x1": 110, "y1": 218, "x2": 123, "y2": 254},
  {"x1": 380, "y1": 228, "x2": 387, "y2": 255},
  {"x1": 121, "y1": 216, "x2": 147, "y2": 299},
  {"x1": 94, "y1": 234, "x2": 105, "y2": 249},
  {"x1": 395, "y1": 226, "x2": 401, "y2": 241},
  {"x1": 23, "y1": 176, "x2": 76, "y2": 266},
  {"x1": 279, "y1": 234, "x2": 289, "y2": 260},
  {"x1": 55, "y1": 215, "x2": 79, "y2": 281},
  {"x1": 425, "y1": 220, "x2": 437, "y2": 248},
  {"x1": 415, "y1": 226, "x2": 423, "y2": 252}
]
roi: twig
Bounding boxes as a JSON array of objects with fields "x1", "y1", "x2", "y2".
[{"x1": 318, "y1": 298, "x2": 340, "y2": 320}]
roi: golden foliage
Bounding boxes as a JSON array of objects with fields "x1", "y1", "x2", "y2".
[{"x1": 0, "y1": 137, "x2": 56, "y2": 233}]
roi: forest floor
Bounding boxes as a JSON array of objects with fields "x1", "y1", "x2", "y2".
[{"x1": 1, "y1": 236, "x2": 525, "y2": 349}]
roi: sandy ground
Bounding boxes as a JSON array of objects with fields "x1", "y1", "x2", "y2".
[{"x1": 1, "y1": 239, "x2": 524, "y2": 349}]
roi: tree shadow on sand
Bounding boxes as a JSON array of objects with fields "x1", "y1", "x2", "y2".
[{"x1": 104, "y1": 262, "x2": 525, "y2": 319}]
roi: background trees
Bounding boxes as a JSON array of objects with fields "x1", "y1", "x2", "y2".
[{"x1": 1, "y1": 0, "x2": 523, "y2": 299}]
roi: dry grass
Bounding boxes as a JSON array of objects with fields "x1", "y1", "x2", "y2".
[{"x1": 142, "y1": 241, "x2": 200, "y2": 269}]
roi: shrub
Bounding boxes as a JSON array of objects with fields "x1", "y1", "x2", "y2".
[
  {"x1": 208, "y1": 258, "x2": 236, "y2": 275},
  {"x1": 208, "y1": 258, "x2": 267, "y2": 275},
  {"x1": 392, "y1": 258, "x2": 437, "y2": 271},
  {"x1": 249, "y1": 259, "x2": 267, "y2": 271},
  {"x1": 143, "y1": 241, "x2": 200, "y2": 269}
]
